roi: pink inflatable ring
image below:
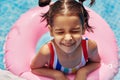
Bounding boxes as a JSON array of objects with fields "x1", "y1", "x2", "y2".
[{"x1": 4, "y1": 6, "x2": 118, "y2": 80}]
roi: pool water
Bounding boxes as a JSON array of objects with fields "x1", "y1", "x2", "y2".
[{"x1": 0, "y1": 0, "x2": 120, "y2": 79}]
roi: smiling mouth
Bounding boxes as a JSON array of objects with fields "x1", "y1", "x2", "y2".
[{"x1": 62, "y1": 43, "x2": 75, "y2": 47}]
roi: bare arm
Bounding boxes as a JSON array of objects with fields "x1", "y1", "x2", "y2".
[
  {"x1": 31, "y1": 67, "x2": 68, "y2": 80},
  {"x1": 75, "y1": 40, "x2": 101, "y2": 80},
  {"x1": 30, "y1": 44, "x2": 68, "y2": 80}
]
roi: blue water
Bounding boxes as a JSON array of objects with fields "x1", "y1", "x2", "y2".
[{"x1": 0, "y1": 0, "x2": 120, "y2": 79}]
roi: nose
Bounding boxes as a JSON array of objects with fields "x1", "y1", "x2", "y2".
[{"x1": 64, "y1": 34, "x2": 73, "y2": 42}]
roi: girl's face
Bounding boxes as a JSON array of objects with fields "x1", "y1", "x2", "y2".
[{"x1": 49, "y1": 15, "x2": 85, "y2": 54}]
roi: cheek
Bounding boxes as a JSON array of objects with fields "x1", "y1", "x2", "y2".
[
  {"x1": 73, "y1": 34, "x2": 82, "y2": 40},
  {"x1": 54, "y1": 36, "x2": 62, "y2": 42},
  {"x1": 74, "y1": 35, "x2": 82, "y2": 45}
]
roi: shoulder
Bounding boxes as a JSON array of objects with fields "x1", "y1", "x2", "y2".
[
  {"x1": 87, "y1": 39, "x2": 100, "y2": 62},
  {"x1": 30, "y1": 43, "x2": 51, "y2": 68},
  {"x1": 87, "y1": 39, "x2": 97, "y2": 53},
  {"x1": 38, "y1": 43, "x2": 50, "y2": 58},
  {"x1": 33, "y1": 43, "x2": 51, "y2": 63}
]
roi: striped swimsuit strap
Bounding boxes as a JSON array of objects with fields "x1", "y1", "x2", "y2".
[{"x1": 48, "y1": 38, "x2": 88, "y2": 73}]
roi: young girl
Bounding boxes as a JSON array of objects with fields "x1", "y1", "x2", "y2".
[{"x1": 31, "y1": 0, "x2": 100, "y2": 80}]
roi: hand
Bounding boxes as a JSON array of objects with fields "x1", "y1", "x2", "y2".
[
  {"x1": 74, "y1": 68, "x2": 87, "y2": 80},
  {"x1": 53, "y1": 71, "x2": 69, "y2": 80}
]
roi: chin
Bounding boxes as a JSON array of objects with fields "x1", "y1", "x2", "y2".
[
  {"x1": 63, "y1": 49, "x2": 75, "y2": 54},
  {"x1": 60, "y1": 45, "x2": 78, "y2": 54}
]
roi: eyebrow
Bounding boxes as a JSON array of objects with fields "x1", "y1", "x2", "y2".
[
  {"x1": 54, "y1": 29, "x2": 64, "y2": 31},
  {"x1": 72, "y1": 27, "x2": 81, "y2": 30},
  {"x1": 54, "y1": 26, "x2": 81, "y2": 31}
]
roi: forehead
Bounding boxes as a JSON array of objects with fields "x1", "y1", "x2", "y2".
[
  {"x1": 53, "y1": 15, "x2": 81, "y2": 25},
  {"x1": 52, "y1": 15, "x2": 82, "y2": 30}
]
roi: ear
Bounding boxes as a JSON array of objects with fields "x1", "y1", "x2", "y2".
[
  {"x1": 82, "y1": 29, "x2": 85, "y2": 35},
  {"x1": 48, "y1": 25, "x2": 54, "y2": 36},
  {"x1": 82, "y1": 23, "x2": 86, "y2": 35}
]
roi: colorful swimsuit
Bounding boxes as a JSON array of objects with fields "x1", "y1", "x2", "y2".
[{"x1": 47, "y1": 38, "x2": 88, "y2": 74}]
